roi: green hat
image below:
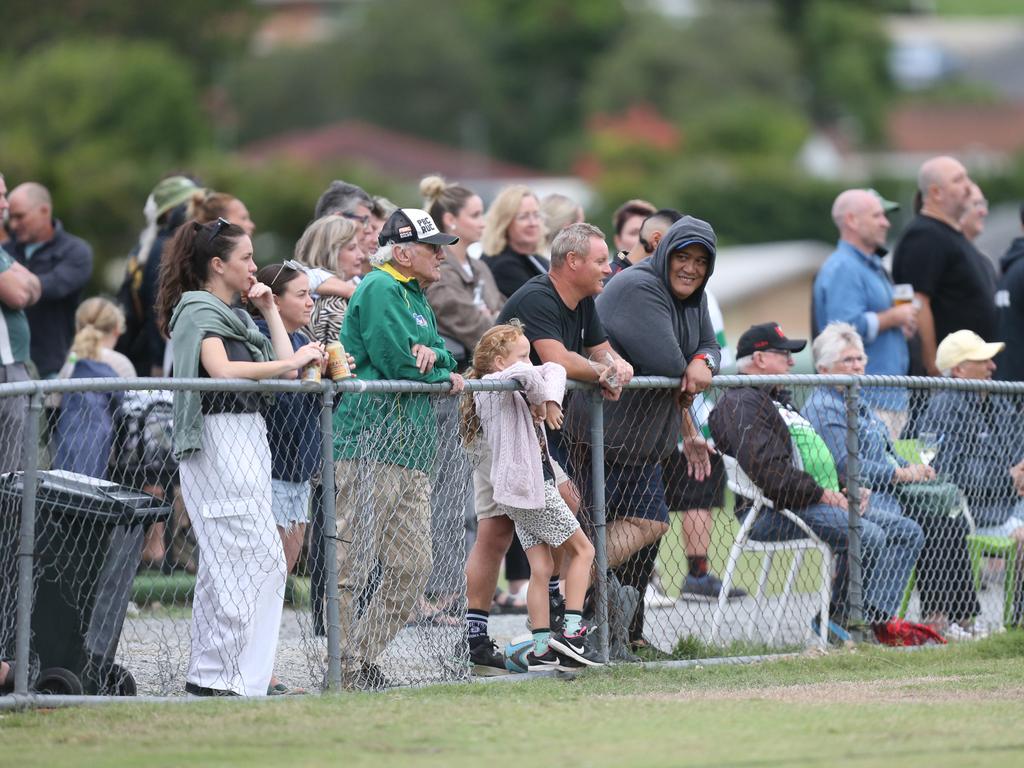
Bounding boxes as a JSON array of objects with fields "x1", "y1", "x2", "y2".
[
  {"x1": 150, "y1": 176, "x2": 201, "y2": 219},
  {"x1": 867, "y1": 188, "x2": 900, "y2": 214}
]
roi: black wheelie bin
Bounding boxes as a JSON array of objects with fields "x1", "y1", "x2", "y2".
[{"x1": 0, "y1": 469, "x2": 170, "y2": 695}]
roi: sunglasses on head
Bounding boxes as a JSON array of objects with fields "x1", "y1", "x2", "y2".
[
  {"x1": 206, "y1": 217, "x2": 232, "y2": 244},
  {"x1": 341, "y1": 211, "x2": 370, "y2": 226},
  {"x1": 268, "y1": 259, "x2": 306, "y2": 288}
]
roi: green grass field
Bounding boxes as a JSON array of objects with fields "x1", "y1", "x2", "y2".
[{"x1": 4, "y1": 632, "x2": 1022, "y2": 767}]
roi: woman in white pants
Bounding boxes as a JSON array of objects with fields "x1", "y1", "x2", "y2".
[{"x1": 156, "y1": 217, "x2": 325, "y2": 696}]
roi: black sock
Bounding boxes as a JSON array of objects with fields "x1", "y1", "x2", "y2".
[
  {"x1": 687, "y1": 555, "x2": 709, "y2": 578},
  {"x1": 548, "y1": 576, "x2": 561, "y2": 596},
  {"x1": 466, "y1": 609, "x2": 489, "y2": 645}
]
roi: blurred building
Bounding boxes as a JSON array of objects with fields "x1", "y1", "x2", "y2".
[{"x1": 240, "y1": 118, "x2": 592, "y2": 206}]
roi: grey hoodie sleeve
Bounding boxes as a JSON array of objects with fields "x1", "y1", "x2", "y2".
[{"x1": 606, "y1": 285, "x2": 686, "y2": 376}]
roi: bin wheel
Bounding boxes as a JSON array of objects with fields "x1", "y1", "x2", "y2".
[
  {"x1": 35, "y1": 667, "x2": 83, "y2": 696},
  {"x1": 105, "y1": 663, "x2": 137, "y2": 696}
]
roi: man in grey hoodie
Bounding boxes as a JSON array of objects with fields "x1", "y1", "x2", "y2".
[{"x1": 566, "y1": 216, "x2": 720, "y2": 644}]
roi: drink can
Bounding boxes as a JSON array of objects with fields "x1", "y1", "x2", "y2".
[
  {"x1": 301, "y1": 360, "x2": 321, "y2": 383},
  {"x1": 326, "y1": 341, "x2": 351, "y2": 381}
]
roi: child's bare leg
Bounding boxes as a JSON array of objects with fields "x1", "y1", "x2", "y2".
[
  {"x1": 559, "y1": 529, "x2": 595, "y2": 612},
  {"x1": 524, "y1": 543, "x2": 554, "y2": 631}
]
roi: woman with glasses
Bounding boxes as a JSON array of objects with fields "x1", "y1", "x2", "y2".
[
  {"x1": 293, "y1": 215, "x2": 364, "y2": 345},
  {"x1": 157, "y1": 218, "x2": 325, "y2": 696},
  {"x1": 804, "y1": 321, "x2": 983, "y2": 640},
  {"x1": 481, "y1": 185, "x2": 547, "y2": 300}
]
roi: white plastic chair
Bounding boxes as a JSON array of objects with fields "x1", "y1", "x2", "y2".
[{"x1": 711, "y1": 455, "x2": 833, "y2": 648}]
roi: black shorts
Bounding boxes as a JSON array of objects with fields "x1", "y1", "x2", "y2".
[{"x1": 661, "y1": 447, "x2": 725, "y2": 511}]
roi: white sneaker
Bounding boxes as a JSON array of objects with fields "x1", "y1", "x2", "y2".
[
  {"x1": 944, "y1": 622, "x2": 977, "y2": 642},
  {"x1": 644, "y1": 584, "x2": 676, "y2": 609}
]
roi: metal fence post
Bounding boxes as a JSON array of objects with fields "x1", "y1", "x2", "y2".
[
  {"x1": 843, "y1": 381, "x2": 865, "y2": 637},
  {"x1": 320, "y1": 385, "x2": 342, "y2": 691},
  {"x1": 588, "y1": 389, "x2": 609, "y2": 663},
  {"x1": 15, "y1": 390, "x2": 42, "y2": 695}
]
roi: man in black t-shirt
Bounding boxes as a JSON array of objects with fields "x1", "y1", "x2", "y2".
[
  {"x1": 464, "y1": 223, "x2": 633, "y2": 672},
  {"x1": 893, "y1": 155, "x2": 997, "y2": 376}
]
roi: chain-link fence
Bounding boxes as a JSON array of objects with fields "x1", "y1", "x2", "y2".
[{"x1": 1, "y1": 373, "x2": 1022, "y2": 704}]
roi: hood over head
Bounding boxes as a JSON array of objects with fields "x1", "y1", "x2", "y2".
[{"x1": 638, "y1": 215, "x2": 717, "y2": 307}]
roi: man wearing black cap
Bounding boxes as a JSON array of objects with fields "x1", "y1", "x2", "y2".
[
  {"x1": 332, "y1": 207, "x2": 465, "y2": 690},
  {"x1": 710, "y1": 322, "x2": 927, "y2": 644}
]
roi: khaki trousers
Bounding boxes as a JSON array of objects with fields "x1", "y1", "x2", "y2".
[{"x1": 334, "y1": 460, "x2": 432, "y2": 666}]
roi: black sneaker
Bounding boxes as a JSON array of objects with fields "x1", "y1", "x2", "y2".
[
  {"x1": 680, "y1": 572, "x2": 748, "y2": 602},
  {"x1": 550, "y1": 592, "x2": 566, "y2": 633},
  {"x1": 549, "y1": 628, "x2": 603, "y2": 668},
  {"x1": 526, "y1": 648, "x2": 561, "y2": 671},
  {"x1": 342, "y1": 662, "x2": 392, "y2": 691},
  {"x1": 526, "y1": 592, "x2": 566, "y2": 633},
  {"x1": 469, "y1": 637, "x2": 508, "y2": 677}
]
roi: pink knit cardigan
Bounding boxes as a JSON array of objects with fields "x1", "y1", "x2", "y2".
[{"x1": 474, "y1": 361, "x2": 567, "y2": 510}]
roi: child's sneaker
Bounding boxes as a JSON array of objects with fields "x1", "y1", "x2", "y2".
[
  {"x1": 526, "y1": 648, "x2": 561, "y2": 671},
  {"x1": 549, "y1": 628, "x2": 603, "y2": 667},
  {"x1": 469, "y1": 637, "x2": 509, "y2": 676}
]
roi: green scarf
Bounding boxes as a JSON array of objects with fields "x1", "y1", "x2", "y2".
[{"x1": 169, "y1": 291, "x2": 275, "y2": 460}]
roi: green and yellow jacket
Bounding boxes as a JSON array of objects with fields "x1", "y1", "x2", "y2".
[{"x1": 332, "y1": 263, "x2": 457, "y2": 472}]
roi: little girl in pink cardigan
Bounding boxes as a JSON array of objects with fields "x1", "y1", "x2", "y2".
[{"x1": 462, "y1": 322, "x2": 599, "y2": 671}]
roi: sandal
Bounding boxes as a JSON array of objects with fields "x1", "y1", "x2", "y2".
[
  {"x1": 491, "y1": 588, "x2": 528, "y2": 615},
  {"x1": 267, "y1": 681, "x2": 308, "y2": 696}
]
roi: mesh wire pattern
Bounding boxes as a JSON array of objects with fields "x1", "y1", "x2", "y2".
[{"x1": 1, "y1": 373, "x2": 1022, "y2": 700}]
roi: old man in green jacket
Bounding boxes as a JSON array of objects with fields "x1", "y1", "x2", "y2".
[{"x1": 333, "y1": 207, "x2": 465, "y2": 690}]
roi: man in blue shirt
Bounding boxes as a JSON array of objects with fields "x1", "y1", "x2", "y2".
[{"x1": 813, "y1": 188, "x2": 917, "y2": 437}]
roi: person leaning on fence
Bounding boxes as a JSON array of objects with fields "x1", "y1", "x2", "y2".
[
  {"x1": 462, "y1": 322, "x2": 599, "y2": 672},
  {"x1": 331, "y1": 207, "x2": 465, "y2": 691},
  {"x1": 157, "y1": 217, "x2": 326, "y2": 697},
  {"x1": 804, "y1": 322, "x2": 985, "y2": 641},
  {"x1": 584, "y1": 215, "x2": 723, "y2": 653},
  {"x1": 919, "y1": 330, "x2": 1024, "y2": 623},
  {"x1": 466, "y1": 224, "x2": 632, "y2": 671},
  {"x1": 708, "y1": 323, "x2": 935, "y2": 646}
]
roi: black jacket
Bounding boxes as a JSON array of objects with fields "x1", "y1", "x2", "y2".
[
  {"x1": 709, "y1": 385, "x2": 825, "y2": 514},
  {"x1": 995, "y1": 236, "x2": 1024, "y2": 381},
  {"x1": 11, "y1": 220, "x2": 93, "y2": 377},
  {"x1": 482, "y1": 246, "x2": 549, "y2": 300}
]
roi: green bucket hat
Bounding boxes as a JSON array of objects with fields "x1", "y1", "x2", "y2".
[{"x1": 151, "y1": 176, "x2": 202, "y2": 219}]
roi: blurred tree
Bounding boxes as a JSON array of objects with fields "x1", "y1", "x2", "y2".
[
  {"x1": 585, "y1": 3, "x2": 802, "y2": 121},
  {"x1": 224, "y1": 0, "x2": 625, "y2": 169},
  {"x1": 0, "y1": 40, "x2": 212, "y2": 290},
  {"x1": 1, "y1": 0, "x2": 256, "y2": 82},
  {"x1": 772, "y1": 0, "x2": 893, "y2": 143}
]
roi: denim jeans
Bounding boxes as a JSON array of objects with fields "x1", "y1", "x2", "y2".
[{"x1": 749, "y1": 499, "x2": 923, "y2": 625}]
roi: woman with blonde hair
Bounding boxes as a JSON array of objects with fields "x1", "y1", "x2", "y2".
[
  {"x1": 52, "y1": 298, "x2": 135, "y2": 478},
  {"x1": 293, "y1": 214, "x2": 364, "y2": 343},
  {"x1": 481, "y1": 185, "x2": 547, "y2": 300},
  {"x1": 539, "y1": 193, "x2": 584, "y2": 258}
]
